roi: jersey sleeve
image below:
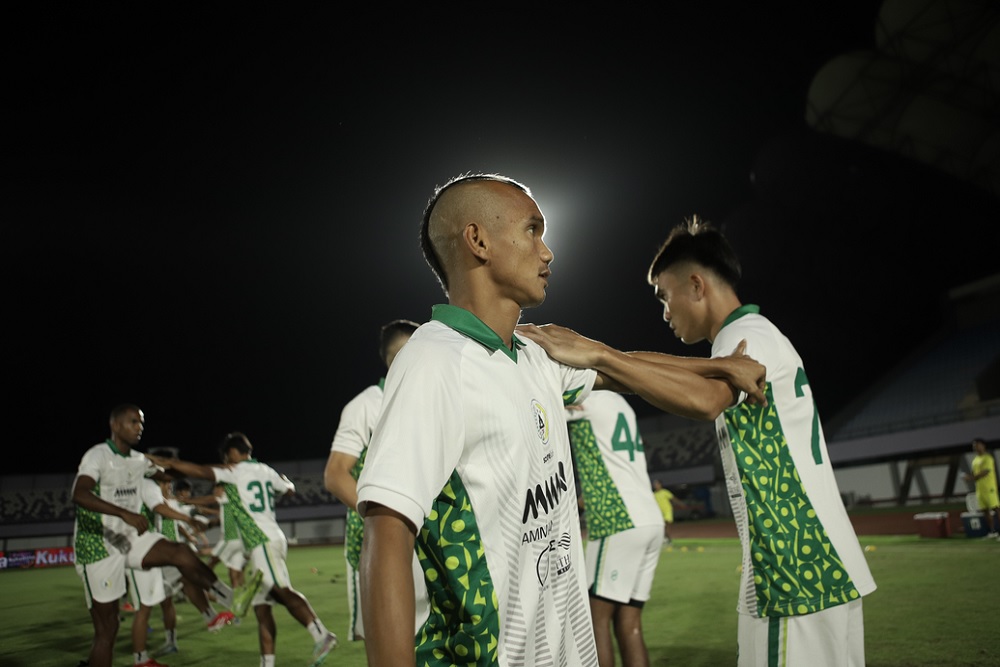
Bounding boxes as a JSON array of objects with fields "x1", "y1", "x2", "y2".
[
  {"x1": 330, "y1": 386, "x2": 379, "y2": 457},
  {"x1": 270, "y1": 468, "x2": 295, "y2": 496},
  {"x1": 560, "y1": 363, "x2": 597, "y2": 407},
  {"x1": 213, "y1": 466, "x2": 237, "y2": 485},
  {"x1": 76, "y1": 446, "x2": 104, "y2": 482},
  {"x1": 356, "y1": 339, "x2": 465, "y2": 529},
  {"x1": 140, "y1": 478, "x2": 165, "y2": 509}
]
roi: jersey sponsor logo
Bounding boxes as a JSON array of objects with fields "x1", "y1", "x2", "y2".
[
  {"x1": 530, "y1": 398, "x2": 550, "y2": 446},
  {"x1": 114, "y1": 486, "x2": 138, "y2": 498},
  {"x1": 521, "y1": 460, "x2": 569, "y2": 523},
  {"x1": 535, "y1": 532, "x2": 574, "y2": 586},
  {"x1": 522, "y1": 519, "x2": 554, "y2": 545}
]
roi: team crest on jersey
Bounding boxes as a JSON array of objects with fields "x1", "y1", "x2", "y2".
[{"x1": 530, "y1": 399, "x2": 550, "y2": 446}]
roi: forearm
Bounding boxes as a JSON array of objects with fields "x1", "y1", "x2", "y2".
[
  {"x1": 627, "y1": 351, "x2": 740, "y2": 380},
  {"x1": 154, "y1": 503, "x2": 194, "y2": 525},
  {"x1": 160, "y1": 459, "x2": 218, "y2": 481},
  {"x1": 360, "y1": 508, "x2": 418, "y2": 666},
  {"x1": 326, "y1": 475, "x2": 359, "y2": 511},
  {"x1": 74, "y1": 489, "x2": 134, "y2": 519},
  {"x1": 594, "y1": 347, "x2": 735, "y2": 420},
  {"x1": 324, "y1": 453, "x2": 360, "y2": 510}
]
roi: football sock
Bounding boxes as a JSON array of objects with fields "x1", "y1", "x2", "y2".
[{"x1": 307, "y1": 618, "x2": 329, "y2": 643}]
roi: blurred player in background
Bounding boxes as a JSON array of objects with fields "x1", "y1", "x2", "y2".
[
  {"x1": 72, "y1": 404, "x2": 238, "y2": 667},
  {"x1": 150, "y1": 432, "x2": 338, "y2": 667},
  {"x1": 323, "y1": 318, "x2": 428, "y2": 642},
  {"x1": 567, "y1": 390, "x2": 664, "y2": 667}
]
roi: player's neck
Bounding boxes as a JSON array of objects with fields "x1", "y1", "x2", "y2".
[
  {"x1": 449, "y1": 292, "x2": 522, "y2": 349},
  {"x1": 109, "y1": 437, "x2": 132, "y2": 456}
]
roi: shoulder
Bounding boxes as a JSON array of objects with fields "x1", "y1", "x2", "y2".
[
  {"x1": 342, "y1": 384, "x2": 383, "y2": 411},
  {"x1": 390, "y1": 322, "x2": 472, "y2": 375},
  {"x1": 716, "y1": 312, "x2": 796, "y2": 364},
  {"x1": 79, "y1": 443, "x2": 110, "y2": 466}
]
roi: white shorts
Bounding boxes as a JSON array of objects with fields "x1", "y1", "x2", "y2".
[
  {"x1": 76, "y1": 553, "x2": 127, "y2": 607},
  {"x1": 212, "y1": 538, "x2": 247, "y2": 571},
  {"x1": 585, "y1": 524, "x2": 663, "y2": 604},
  {"x1": 75, "y1": 532, "x2": 165, "y2": 608},
  {"x1": 128, "y1": 566, "x2": 167, "y2": 607},
  {"x1": 249, "y1": 539, "x2": 291, "y2": 607},
  {"x1": 737, "y1": 598, "x2": 865, "y2": 667}
]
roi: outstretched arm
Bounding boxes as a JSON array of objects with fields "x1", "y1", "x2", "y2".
[
  {"x1": 147, "y1": 454, "x2": 222, "y2": 481},
  {"x1": 151, "y1": 501, "x2": 196, "y2": 526},
  {"x1": 517, "y1": 323, "x2": 766, "y2": 420}
]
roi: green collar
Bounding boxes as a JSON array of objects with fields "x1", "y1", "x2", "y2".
[
  {"x1": 431, "y1": 304, "x2": 524, "y2": 362},
  {"x1": 104, "y1": 438, "x2": 127, "y2": 458},
  {"x1": 378, "y1": 377, "x2": 385, "y2": 391},
  {"x1": 721, "y1": 304, "x2": 760, "y2": 330}
]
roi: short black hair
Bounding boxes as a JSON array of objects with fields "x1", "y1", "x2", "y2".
[
  {"x1": 419, "y1": 172, "x2": 530, "y2": 295},
  {"x1": 647, "y1": 215, "x2": 742, "y2": 290},
  {"x1": 219, "y1": 431, "x2": 253, "y2": 459},
  {"x1": 110, "y1": 403, "x2": 141, "y2": 421},
  {"x1": 378, "y1": 319, "x2": 420, "y2": 364}
]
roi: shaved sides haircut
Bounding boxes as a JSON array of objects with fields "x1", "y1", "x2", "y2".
[{"x1": 419, "y1": 172, "x2": 530, "y2": 296}]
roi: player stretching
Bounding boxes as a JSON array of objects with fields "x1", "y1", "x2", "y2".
[
  {"x1": 72, "y1": 404, "x2": 238, "y2": 667},
  {"x1": 150, "y1": 432, "x2": 338, "y2": 667}
]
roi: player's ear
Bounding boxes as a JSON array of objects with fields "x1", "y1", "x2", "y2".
[
  {"x1": 463, "y1": 222, "x2": 490, "y2": 261},
  {"x1": 690, "y1": 272, "x2": 706, "y2": 300}
]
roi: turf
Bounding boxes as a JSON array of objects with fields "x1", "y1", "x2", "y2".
[{"x1": 2, "y1": 534, "x2": 997, "y2": 666}]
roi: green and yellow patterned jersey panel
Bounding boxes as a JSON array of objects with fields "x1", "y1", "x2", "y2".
[
  {"x1": 344, "y1": 447, "x2": 369, "y2": 570},
  {"x1": 415, "y1": 472, "x2": 499, "y2": 666},
  {"x1": 159, "y1": 508, "x2": 178, "y2": 542},
  {"x1": 567, "y1": 419, "x2": 634, "y2": 539},
  {"x1": 724, "y1": 388, "x2": 860, "y2": 617},
  {"x1": 225, "y1": 484, "x2": 270, "y2": 551},
  {"x1": 220, "y1": 500, "x2": 241, "y2": 541},
  {"x1": 141, "y1": 503, "x2": 167, "y2": 539},
  {"x1": 74, "y1": 482, "x2": 109, "y2": 565}
]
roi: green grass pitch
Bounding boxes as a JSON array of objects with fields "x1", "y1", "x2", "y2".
[{"x1": 2, "y1": 535, "x2": 997, "y2": 666}]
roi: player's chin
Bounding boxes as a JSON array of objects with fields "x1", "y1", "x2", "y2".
[{"x1": 520, "y1": 288, "x2": 547, "y2": 309}]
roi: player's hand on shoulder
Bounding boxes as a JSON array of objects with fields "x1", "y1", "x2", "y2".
[
  {"x1": 515, "y1": 322, "x2": 604, "y2": 368},
  {"x1": 726, "y1": 339, "x2": 767, "y2": 407}
]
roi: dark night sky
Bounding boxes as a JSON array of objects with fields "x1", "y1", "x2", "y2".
[{"x1": 6, "y1": 4, "x2": 999, "y2": 475}]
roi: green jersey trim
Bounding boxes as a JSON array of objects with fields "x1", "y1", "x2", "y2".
[
  {"x1": 104, "y1": 439, "x2": 128, "y2": 457},
  {"x1": 431, "y1": 303, "x2": 524, "y2": 362},
  {"x1": 563, "y1": 385, "x2": 586, "y2": 405},
  {"x1": 721, "y1": 304, "x2": 761, "y2": 330},
  {"x1": 415, "y1": 471, "x2": 500, "y2": 664}
]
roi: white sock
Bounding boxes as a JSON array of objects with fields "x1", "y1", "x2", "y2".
[
  {"x1": 134, "y1": 650, "x2": 149, "y2": 664},
  {"x1": 307, "y1": 617, "x2": 329, "y2": 643},
  {"x1": 260, "y1": 655, "x2": 275, "y2": 667},
  {"x1": 211, "y1": 580, "x2": 234, "y2": 607},
  {"x1": 164, "y1": 628, "x2": 176, "y2": 645},
  {"x1": 201, "y1": 605, "x2": 217, "y2": 622}
]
